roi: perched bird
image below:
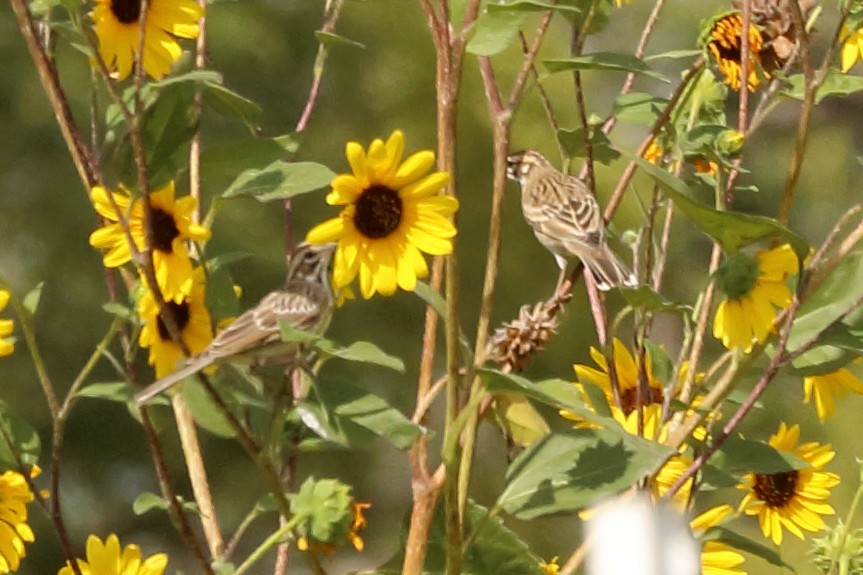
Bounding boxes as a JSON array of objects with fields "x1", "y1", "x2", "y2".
[
  {"x1": 506, "y1": 150, "x2": 636, "y2": 291},
  {"x1": 135, "y1": 242, "x2": 337, "y2": 404}
]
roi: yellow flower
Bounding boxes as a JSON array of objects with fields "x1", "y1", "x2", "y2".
[
  {"x1": 738, "y1": 423, "x2": 839, "y2": 545},
  {"x1": 137, "y1": 267, "x2": 213, "y2": 378},
  {"x1": 713, "y1": 244, "x2": 797, "y2": 353},
  {"x1": 706, "y1": 12, "x2": 764, "y2": 91},
  {"x1": 348, "y1": 501, "x2": 371, "y2": 552},
  {"x1": 58, "y1": 534, "x2": 167, "y2": 575},
  {"x1": 614, "y1": 0, "x2": 632, "y2": 6},
  {"x1": 841, "y1": 26, "x2": 863, "y2": 72},
  {"x1": 572, "y1": 338, "x2": 666, "y2": 416},
  {"x1": 0, "y1": 467, "x2": 37, "y2": 574},
  {"x1": 691, "y1": 505, "x2": 746, "y2": 575},
  {"x1": 306, "y1": 130, "x2": 458, "y2": 299},
  {"x1": 91, "y1": 0, "x2": 203, "y2": 80},
  {"x1": 643, "y1": 141, "x2": 663, "y2": 165},
  {"x1": 803, "y1": 362, "x2": 863, "y2": 422},
  {"x1": 539, "y1": 556, "x2": 560, "y2": 575},
  {"x1": 0, "y1": 290, "x2": 14, "y2": 358},
  {"x1": 89, "y1": 182, "x2": 211, "y2": 303},
  {"x1": 693, "y1": 157, "x2": 718, "y2": 176}
]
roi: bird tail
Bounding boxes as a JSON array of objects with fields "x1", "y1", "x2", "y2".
[
  {"x1": 584, "y1": 247, "x2": 637, "y2": 291},
  {"x1": 134, "y1": 355, "x2": 215, "y2": 405}
]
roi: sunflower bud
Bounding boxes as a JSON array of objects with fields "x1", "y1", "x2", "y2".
[
  {"x1": 717, "y1": 129, "x2": 745, "y2": 157},
  {"x1": 715, "y1": 252, "x2": 760, "y2": 300}
]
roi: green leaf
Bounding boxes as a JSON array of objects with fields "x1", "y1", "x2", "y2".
[
  {"x1": 498, "y1": 428, "x2": 669, "y2": 518},
  {"x1": 150, "y1": 69, "x2": 224, "y2": 88},
  {"x1": 314, "y1": 380, "x2": 421, "y2": 449},
  {"x1": 490, "y1": 394, "x2": 550, "y2": 448},
  {"x1": 200, "y1": 135, "x2": 299, "y2": 188},
  {"x1": 222, "y1": 160, "x2": 334, "y2": 201},
  {"x1": 783, "y1": 71, "x2": 863, "y2": 104},
  {"x1": 705, "y1": 527, "x2": 790, "y2": 569},
  {"x1": 644, "y1": 49, "x2": 702, "y2": 61},
  {"x1": 202, "y1": 82, "x2": 261, "y2": 132},
  {"x1": 0, "y1": 405, "x2": 41, "y2": 468},
  {"x1": 788, "y1": 253, "x2": 863, "y2": 354},
  {"x1": 487, "y1": 0, "x2": 578, "y2": 13},
  {"x1": 102, "y1": 302, "x2": 133, "y2": 320},
  {"x1": 290, "y1": 477, "x2": 353, "y2": 543},
  {"x1": 466, "y1": 9, "x2": 526, "y2": 56},
  {"x1": 612, "y1": 92, "x2": 668, "y2": 126},
  {"x1": 544, "y1": 53, "x2": 667, "y2": 81},
  {"x1": 712, "y1": 437, "x2": 809, "y2": 474},
  {"x1": 368, "y1": 501, "x2": 546, "y2": 575},
  {"x1": 557, "y1": 127, "x2": 620, "y2": 165},
  {"x1": 644, "y1": 339, "x2": 672, "y2": 385},
  {"x1": 76, "y1": 382, "x2": 136, "y2": 402},
  {"x1": 314, "y1": 31, "x2": 366, "y2": 50},
  {"x1": 181, "y1": 380, "x2": 238, "y2": 438},
  {"x1": 414, "y1": 281, "x2": 475, "y2": 362},
  {"x1": 133, "y1": 491, "x2": 199, "y2": 515},
  {"x1": 318, "y1": 340, "x2": 406, "y2": 373},
  {"x1": 205, "y1": 265, "x2": 242, "y2": 324},
  {"x1": 22, "y1": 282, "x2": 44, "y2": 316},
  {"x1": 633, "y1": 156, "x2": 810, "y2": 261},
  {"x1": 620, "y1": 285, "x2": 692, "y2": 315}
]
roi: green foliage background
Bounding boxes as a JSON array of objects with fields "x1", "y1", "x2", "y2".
[{"x1": 1, "y1": 0, "x2": 863, "y2": 573}]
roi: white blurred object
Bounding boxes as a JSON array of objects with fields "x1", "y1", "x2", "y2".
[{"x1": 586, "y1": 492, "x2": 699, "y2": 575}]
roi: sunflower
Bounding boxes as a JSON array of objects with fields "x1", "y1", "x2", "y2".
[
  {"x1": 705, "y1": 12, "x2": 764, "y2": 91},
  {"x1": 91, "y1": 0, "x2": 203, "y2": 80},
  {"x1": 0, "y1": 290, "x2": 13, "y2": 358},
  {"x1": 841, "y1": 26, "x2": 863, "y2": 72},
  {"x1": 89, "y1": 182, "x2": 210, "y2": 303},
  {"x1": 803, "y1": 362, "x2": 863, "y2": 422},
  {"x1": 137, "y1": 267, "x2": 213, "y2": 378},
  {"x1": 738, "y1": 423, "x2": 839, "y2": 545},
  {"x1": 712, "y1": 244, "x2": 797, "y2": 353},
  {"x1": 691, "y1": 505, "x2": 746, "y2": 575},
  {"x1": 0, "y1": 467, "x2": 38, "y2": 574},
  {"x1": 58, "y1": 534, "x2": 167, "y2": 575},
  {"x1": 572, "y1": 338, "x2": 667, "y2": 416},
  {"x1": 643, "y1": 141, "x2": 663, "y2": 165},
  {"x1": 305, "y1": 130, "x2": 458, "y2": 299}
]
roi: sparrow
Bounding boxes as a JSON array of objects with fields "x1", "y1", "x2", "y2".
[
  {"x1": 135, "y1": 242, "x2": 337, "y2": 404},
  {"x1": 506, "y1": 150, "x2": 636, "y2": 291}
]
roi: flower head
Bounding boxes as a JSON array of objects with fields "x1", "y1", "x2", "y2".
[
  {"x1": 841, "y1": 26, "x2": 863, "y2": 72},
  {"x1": 306, "y1": 131, "x2": 458, "y2": 299},
  {"x1": 137, "y1": 267, "x2": 213, "y2": 378},
  {"x1": 713, "y1": 244, "x2": 797, "y2": 353},
  {"x1": 91, "y1": 0, "x2": 203, "y2": 80},
  {"x1": 0, "y1": 291, "x2": 14, "y2": 358},
  {"x1": 58, "y1": 534, "x2": 167, "y2": 575},
  {"x1": 691, "y1": 505, "x2": 746, "y2": 575},
  {"x1": 89, "y1": 182, "x2": 211, "y2": 303},
  {"x1": 0, "y1": 467, "x2": 37, "y2": 574},
  {"x1": 738, "y1": 423, "x2": 839, "y2": 545},
  {"x1": 347, "y1": 501, "x2": 371, "y2": 552},
  {"x1": 539, "y1": 557, "x2": 560, "y2": 575},
  {"x1": 705, "y1": 12, "x2": 764, "y2": 91},
  {"x1": 803, "y1": 363, "x2": 863, "y2": 422}
]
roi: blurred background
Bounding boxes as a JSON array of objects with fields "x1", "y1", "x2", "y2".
[{"x1": 1, "y1": 0, "x2": 862, "y2": 573}]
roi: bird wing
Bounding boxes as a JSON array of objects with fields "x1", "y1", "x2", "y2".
[{"x1": 524, "y1": 175, "x2": 605, "y2": 251}]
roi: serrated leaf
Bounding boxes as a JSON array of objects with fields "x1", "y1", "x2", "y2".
[
  {"x1": 633, "y1": 156, "x2": 809, "y2": 261},
  {"x1": 315, "y1": 31, "x2": 366, "y2": 49},
  {"x1": 76, "y1": 382, "x2": 136, "y2": 402},
  {"x1": 498, "y1": 428, "x2": 669, "y2": 518},
  {"x1": 620, "y1": 285, "x2": 692, "y2": 315},
  {"x1": 713, "y1": 437, "x2": 808, "y2": 474},
  {"x1": 222, "y1": 161, "x2": 334, "y2": 201},
  {"x1": 314, "y1": 380, "x2": 421, "y2": 449},
  {"x1": 22, "y1": 282, "x2": 44, "y2": 316},
  {"x1": 557, "y1": 127, "x2": 620, "y2": 165},
  {"x1": 544, "y1": 53, "x2": 667, "y2": 81},
  {"x1": 200, "y1": 135, "x2": 299, "y2": 188},
  {"x1": 466, "y1": 9, "x2": 526, "y2": 56},
  {"x1": 0, "y1": 405, "x2": 40, "y2": 468}
]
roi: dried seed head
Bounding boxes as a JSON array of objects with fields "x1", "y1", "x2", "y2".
[
  {"x1": 733, "y1": 0, "x2": 817, "y2": 71},
  {"x1": 486, "y1": 292, "x2": 570, "y2": 372}
]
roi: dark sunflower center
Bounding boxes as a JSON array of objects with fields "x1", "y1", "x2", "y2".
[
  {"x1": 109, "y1": 0, "x2": 142, "y2": 24},
  {"x1": 354, "y1": 185, "x2": 403, "y2": 239},
  {"x1": 619, "y1": 386, "x2": 664, "y2": 416},
  {"x1": 753, "y1": 470, "x2": 798, "y2": 508},
  {"x1": 156, "y1": 301, "x2": 191, "y2": 341},
  {"x1": 150, "y1": 207, "x2": 180, "y2": 253}
]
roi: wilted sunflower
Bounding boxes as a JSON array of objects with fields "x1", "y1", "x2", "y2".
[
  {"x1": 91, "y1": 0, "x2": 203, "y2": 80},
  {"x1": 137, "y1": 267, "x2": 213, "y2": 378},
  {"x1": 738, "y1": 423, "x2": 839, "y2": 545},
  {"x1": 306, "y1": 130, "x2": 458, "y2": 299},
  {"x1": 705, "y1": 12, "x2": 764, "y2": 91},
  {"x1": 89, "y1": 182, "x2": 210, "y2": 303},
  {"x1": 712, "y1": 244, "x2": 797, "y2": 353},
  {"x1": 59, "y1": 534, "x2": 167, "y2": 575}
]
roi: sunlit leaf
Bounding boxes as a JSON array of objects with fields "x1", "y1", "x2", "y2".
[
  {"x1": 200, "y1": 135, "x2": 299, "y2": 188},
  {"x1": 783, "y1": 71, "x2": 863, "y2": 104},
  {"x1": 612, "y1": 92, "x2": 668, "y2": 125},
  {"x1": 466, "y1": 9, "x2": 526, "y2": 56},
  {"x1": 712, "y1": 437, "x2": 808, "y2": 474},
  {"x1": 102, "y1": 302, "x2": 133, "y2": 320},
  {"x1": 317, "y1": 340, "x2": 406, "y2": 373},
  {"x1": 76, "y1": 382, "x2": 136, "y2": 402},
  {"x1": 557, "y1": 127, "x2": 620, "y2": 164},
  {"x1": 487, "y1": 0, "x2": 578, "y2": 13},
  {"x1": 545, "y1": 53, "x2": 666, "y2": 81},
  {"x1": 620, "y1": 285, "x2": 692, "y2": 315},
  {"x1": 22, "y1": 282, "x2": 44, "y2": 316},
  {"x1": 222, "y1": 160, "x2": 335, "y2": 201},
  {"x1": 182, "y1": 380, "x2": 238, "y2": 438},
  {"x1": 490, "y1": 394, "x2": 550, "y2": 448},
  {"x1": 202, "y1": 82, "x2": 261, "y2": 131}
]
